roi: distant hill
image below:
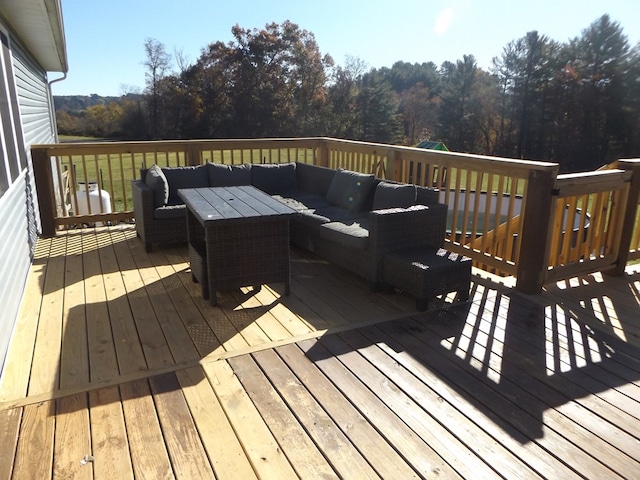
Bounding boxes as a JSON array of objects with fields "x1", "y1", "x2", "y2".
[{"x1": 54, "y1": 94, "x2": 142, "y2": 112}]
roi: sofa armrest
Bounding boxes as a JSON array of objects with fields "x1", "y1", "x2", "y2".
[
  {"x1": 368, "y1": 203, "x2": 447, "y2": 255},
  {"x1": 132, "y1": 180, "x2": 156, "y2": 240},
  {"x1": 132, "y1": 180, "x2": 155, "y2": 215}
]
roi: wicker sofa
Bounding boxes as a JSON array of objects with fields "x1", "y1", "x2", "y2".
[{"x1": 132, "y1": 161, "x2": 447, "y2": 288}]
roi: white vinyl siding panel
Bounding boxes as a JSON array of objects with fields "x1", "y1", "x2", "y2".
[
  {"x1": 0, "y1": 31, "x2": 55, "y2": 375},
  {"x1": 13, "y1": 41, "x2": 55, "y2": 147},
  {"x1": 0, "y1": 174, "x2": 35, "y2": 374}
]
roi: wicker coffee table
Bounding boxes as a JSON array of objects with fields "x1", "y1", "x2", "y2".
[{"x1": 178, "y1": 186, "x2": 297, "y2": 306}]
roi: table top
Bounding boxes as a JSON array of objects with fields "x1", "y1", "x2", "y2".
[{"x1": 178, "y1": 186, "x2": 297, "y2": 225}]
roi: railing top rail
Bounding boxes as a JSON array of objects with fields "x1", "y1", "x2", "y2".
[
  {"x1": 323, "y1": 137, "x2": 559, "y2": 173},
  {"x1": 555, "y1": 169, "x2": 632, "y2": 197},
  {"x1": 31, "y1": 137, "x2": 326, "y2": 156},
  {"x1": 34, "y1": 137, "x2": 559, "y2": 172}
]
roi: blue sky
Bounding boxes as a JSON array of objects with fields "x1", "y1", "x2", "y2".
[{"x1": 51, "y1": 0, "x2": 640, "y2": 97}]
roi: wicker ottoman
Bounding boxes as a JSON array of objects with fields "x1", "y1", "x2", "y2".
[{"x1": 382, "y1": 247, "x2": 471, "y2": 311}]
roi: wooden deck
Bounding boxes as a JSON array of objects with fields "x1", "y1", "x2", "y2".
[{"x1": 1, "y1": 225, "x2": 639, "y2": 479}]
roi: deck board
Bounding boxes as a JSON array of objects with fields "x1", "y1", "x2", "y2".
[
  {"x1": 1, "y1": 225, "x2": 639, "y2": 479},
  {"x1": 120, "y1": 379, "x2": 175, "y2": 480},
  {"x1": 176, "y1": 366, "x2": 258, "y2": 479}
]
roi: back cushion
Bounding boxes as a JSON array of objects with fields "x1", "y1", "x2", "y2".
[
  {"x1": 295, "y1": 162, "x2": 336, "y2": 196},
  {"x1": 251, "y1": 162, "x2": 297, "y2": 194},
  {"x1": 326, "y1": 168, "x2": 375, "y2": 212},
  {"x1": 162, "y1": 164, "x2": 209, "y2": 204},
  {"x1": 144, "y1": 164, "x2": 169, "y2": 207},
  {"x1": 372, "y1": 181, "x2": 417, "y2": 210},
  {"x1": 208, "y1": 163, "x2": 252, "y2": 187}
]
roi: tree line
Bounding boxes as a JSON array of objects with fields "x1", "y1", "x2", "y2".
[{"x1": 56, "y1": 15, "x2": 640, "y2": 172}]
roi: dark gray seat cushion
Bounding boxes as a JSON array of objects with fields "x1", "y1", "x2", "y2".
[
  {"x1": 296, "y1": 210, "x2": 332, "y2": 230},
  {"x1": 251, "y1": 162, "x2": 297, "y2": 194},
  {"x1": 373, "y1": 181, "x2": 417, "y2": 210},
  {"x1": 208, "y1": 163, "x2": 251, "y2": 187},
  {"x1": 326, "y1": 168, "x2": 375, "y2": 212},
  {"x1": 313, "y1": 205, "x2": 367, "y2": 224},
  {"x1": 145, "y1": 164, "x2": 169, "y2": 207},
  {"x1": 162, "y1": 165, "x2": 209, "y2": 204},
  {"x1": 318, "y1": 217, "x2": 370, "y2": 250}
]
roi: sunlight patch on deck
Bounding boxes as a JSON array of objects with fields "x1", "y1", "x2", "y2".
[{"x1": 544, "y1": 304, "x2": 605, "y2": 376}]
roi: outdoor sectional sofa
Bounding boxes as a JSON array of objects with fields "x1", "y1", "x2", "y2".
[{"x1": 132, "y1": 161, "x2": 467, "y2": 307}]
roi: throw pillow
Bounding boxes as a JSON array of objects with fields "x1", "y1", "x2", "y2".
[
  {"x1": 144, "y1": 164, "x2": 169, "y2": 207},
  {"x1": 326, "y1": 168, "x2": 375, "y2": 212},
  {"x1": 208, "y1": 163, "x2": 252, "y2": 187},
  {"x1": 251, "y1": 162, "x2": 297, "y2": 194},
  {"x1": 372, "y1": 181, "x2": 417, "y2": 210}
]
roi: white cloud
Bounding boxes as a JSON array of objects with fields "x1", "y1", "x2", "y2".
[
  {"x1": 434, "y1": 6, "x2": 455, "y2": 36},
  {"x1": 434, "y1": 0, "x2": 472, "y2": 36}
]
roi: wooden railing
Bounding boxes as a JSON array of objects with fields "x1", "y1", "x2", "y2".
[{"x1": 31, "y1": 138, "x2": 640, "y2": 293}]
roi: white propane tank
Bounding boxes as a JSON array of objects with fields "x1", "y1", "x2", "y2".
[{"x1": 76, "y1": 182, "x2": 112, "y2": 225}]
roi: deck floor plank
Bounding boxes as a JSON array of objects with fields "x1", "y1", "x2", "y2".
[
  {"x1": 2, "y1": 227, "x2": 640, "y2": 479},
  {"x1": 11, "y1": 401, "x2": 55, "y2": 480},
  {"x1": 83, "y1": 229, "x2": 120, "y2": 383},
  {"x1": 97, "y1": 233, "x2": 148, "y2": 376},
  {"x1": 316, "y1": 332, "x2": 530, "y2": 479},
  {"x1": 0, "y1": 408, "x2": 22, "y2": 479},
  {"x1": 53, "y1": 394, "x2": 91, "y2": 480},
  {"x1": 148, "y1": 373, "x2": 215, "y2": 479},
  {"x1": 256, "y1": 285, "x2": 317, "y2": 336},
  {"x1": 89, "y1": 386, "x2": 134, "y2": 480},
  {"x1": 293, "y1": 338, "x2": 483, "y2": 479},
  {"x1": 146, "y1": 248, "x2": 227, "y2": 357},
  {"x1": 126, "y1": 235, "x2": 202, "y2": 364},
  {"x1": 228, "y1": 354, "x2": 336, "y2": 479},
  {"x1": 0, "y1": 237, "x2": 50, "y2": 401},
  {"x1": 120, "y1": 379, "x2": 175, "y2": 480},
  {"x1": 60, "y1": 232, "x2": 89, "y2": 389},
  {"x1": 376, "y1": 317, "x2": 628, "y2": 479},
  {"x1": 176, "y1": 366, "x2": 258, "y2": 480},
  {"x1": 203, "y1": 360, "x2": 300, "y2": 480},
  {"x1": 435, "y1": 293, "x2": 640, "y2": 462},
  {"x1": 161, "y1": 248, "x2": 250, "y2": 354},
  {"x1": 247, "y1": 348, "x2": 380, "y2": 480},
  {"x1": 271, "y1": 343, "x2": 433, "y2": 479},
  {"x1": 338, "y1": 326, "x2": 577, "y2": 480},
  {"x1": 231, "y1": 288, "x2": 294, "y2": 342},
  {"x1": 28, "y1": 234, "x2": 66, "y2": 396},
  {"x1": 460, "y1": 292, "x2": 640, "y2": 440},
  {"x1": 109, "y1": 228, "x2": 176, "y2": 370}
]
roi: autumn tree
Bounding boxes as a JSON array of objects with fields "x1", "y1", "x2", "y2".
[
  {"x1": 437, "y1": 55, "x2": 480, "y2": 152},
  {"x1": 324, "y1": 56, "x2": 368, "y2": 139},
  {"x1": 190, "y1": 21, "x2": 332, "y2": 138},
  {"x1": 143, "y1": 38, "x2": 171, "y2": 138},
  {"x1": 356, "y1": 70, "x2": 402, "y2": 144},
  {"x1": 398, "y1": 82, "x2": 439, "y2": 145}
]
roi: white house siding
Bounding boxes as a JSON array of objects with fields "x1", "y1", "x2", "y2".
[{"x1": 0, "y1": 32, "x2": 56, "y2": 375}]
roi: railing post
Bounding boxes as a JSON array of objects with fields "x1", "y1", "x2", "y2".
[
  {"x1": 186, "y1": 142, "x2": 201, "y2": 166},
  {"x1": 387, "y1": 149, "x2": 400, "y2": 181},
  {"x1": 31, "y1": 146, "x2": 57, "y2": 237},
  {"x1": 317, "y1": 139, "x2": 329, "y2": 167},
  {"x1": 607, "y1": 159, "x2": 640, "y2": 276},
  {"x1": 515, "y1": 167, "x2": 558, "y2": 294}
]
